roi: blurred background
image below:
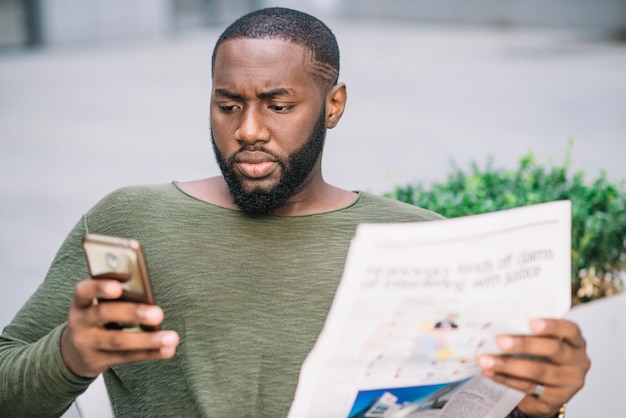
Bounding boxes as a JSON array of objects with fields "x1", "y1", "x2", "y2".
[{"x1": 1, "y1": 1, "x2": 625, "y2": 417}]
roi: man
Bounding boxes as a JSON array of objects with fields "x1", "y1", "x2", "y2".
[{"x1": 0, "y1": 7, "x2": 589, "y2": 417}]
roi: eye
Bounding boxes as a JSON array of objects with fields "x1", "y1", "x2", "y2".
[
  {"x1": 218, "y1": 103, "x2": 240, "y2": 113},
  {"x1": 269, "y1": 104, "x2": 294, "y2": 113}
]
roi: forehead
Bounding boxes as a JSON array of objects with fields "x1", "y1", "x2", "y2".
[{"x1": 212, "y1": 38, "x2": 319, "y2": 93}]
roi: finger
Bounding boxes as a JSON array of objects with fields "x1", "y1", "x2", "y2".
[
  {"x1": 91, "y1": 303, "x2": 164, "y2": 329},
  {"x1": 477, "y1": 354, "x2": 564, "y2": 417},
  {"x1": 68, "y1": 331, "x2": 179, "y2": 376},
  {"x1": 478, "y1": 354, "x2": 564, "y2": 386},
  {"x1": 94, "y1": 344, "x2": 178, "y2": 367},
  {"x1": 530, "y1": 318, "x2": 587, "y2": 349},
  {"x1": 488, "y1": 369, "x2": 556, "y2": 402},
  {"x1": 495, "y1": 334, "x2": 575, "y2": 365},
  {"x1": 73, "y1": 279, "x2": 123, "y2": 308},
  {"x1": 486, "y1": 368, "x2": 566, "y2": 418},
  {"x1": 94, "y1": 329, "x2": 179, "y2": 353}
]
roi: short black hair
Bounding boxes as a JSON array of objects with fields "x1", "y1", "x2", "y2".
[{"x1": 212, "y1": 7, "x2": 340, "y2": 87}]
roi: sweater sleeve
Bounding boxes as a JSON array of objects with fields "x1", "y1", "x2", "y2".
[{"x1": 0, "y1": 217, "x2": 95, "y2": 416}]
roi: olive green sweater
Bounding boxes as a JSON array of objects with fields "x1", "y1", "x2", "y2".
[{"x1": 0, "y1": 183, "x2": 441, "y2": 417}]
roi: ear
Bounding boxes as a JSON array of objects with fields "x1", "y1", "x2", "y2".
[{"x1": 325, "y1": 83, "x2": 347, "y2": 129}]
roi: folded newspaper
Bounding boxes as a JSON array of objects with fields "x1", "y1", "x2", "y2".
[{"x1": 288, "y1": 201, "x2": 572, "y2": 418}]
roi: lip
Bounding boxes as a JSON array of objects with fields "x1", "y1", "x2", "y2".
[{"x1": 234, "y1": 151, "x2": 278, "y2": 179}]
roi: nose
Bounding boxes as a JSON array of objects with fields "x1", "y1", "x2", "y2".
[{"x1": 235, "y1": 106, "x2": 269, "y2": 144}]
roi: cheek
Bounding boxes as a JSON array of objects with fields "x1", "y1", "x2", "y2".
[
  {"x1": 266, "y1": 112, "x2": 318, "y2": 146},
  {"x1": 210, "y1": 113, "x2": 235, "y2": 146},
  {"x1": 209, "y1": 109, "x2": 230, "y2": 134}
]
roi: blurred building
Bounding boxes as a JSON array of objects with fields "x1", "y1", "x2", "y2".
[
  {"x1": 341, "y1": 0, "x2": 626, "y2": 31},
  {"x1": 1, "y1": 0, "x2": 625, "y2": 49},
  {"x1": 0, "y1": 0, "x2": 262, "y2": 49}
]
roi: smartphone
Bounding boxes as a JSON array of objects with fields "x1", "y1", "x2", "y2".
[{"x1": 81, "y1": 233, "x2": 159, "y2": 331}]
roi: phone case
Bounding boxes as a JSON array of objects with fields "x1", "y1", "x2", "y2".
[{"x1": 82, "y1": 233, "x2": 158, "y2": 331}]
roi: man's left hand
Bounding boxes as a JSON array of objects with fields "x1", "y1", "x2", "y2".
[{"x1": 477, "y1": 318, "x2": 590, "y2": 417}]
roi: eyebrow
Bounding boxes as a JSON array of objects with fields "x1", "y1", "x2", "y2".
[
  {"x1": 214, "y1": 88, "x2": 295, "y2": 101},
  {"x1": 214, "y1": 89, "x2": 242, "y2": 100},
  {"x1": 257, "y1": 88, "x2": 295, "y2": 100}
]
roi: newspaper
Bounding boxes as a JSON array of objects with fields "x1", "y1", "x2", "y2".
[{"x1": 288, "y1": 201, "x2": 572, "y2": 418}]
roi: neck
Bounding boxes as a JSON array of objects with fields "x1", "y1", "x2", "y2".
[
  {"x1": 264, "y1": 176, "x2": 353, "y2": 216},
  {"x1": 177, "y1": 176, "x2": 358, "y2": 216}
]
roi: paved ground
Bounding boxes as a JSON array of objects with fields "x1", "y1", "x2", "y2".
[{"x1": 1, "y1": 19, "x2": 625, "y2": 417}]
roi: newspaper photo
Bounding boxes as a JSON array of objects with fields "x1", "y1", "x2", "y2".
[{"x1": 288, "y1": 201, "x2": 572, "y2": 418}]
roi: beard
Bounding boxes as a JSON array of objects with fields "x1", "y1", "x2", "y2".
[{"x1": 211, "y1": 108, "x2": 327, "y2": 215}]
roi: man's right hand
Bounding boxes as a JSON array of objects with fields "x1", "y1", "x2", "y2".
[{"x1": 60, "y1": 279, "x2": 180, "y2": 378}]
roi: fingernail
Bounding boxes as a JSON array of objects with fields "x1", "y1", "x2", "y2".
[
  {"x1": 160, "y1": 332, "x2": 178, "y2": 346},
  {"x1": 478, "y1": 356, "x2": 495, "y2": 369},
  {"x1": 141, "y1": 307, "x2": 162, "y2": 322},
  {"x1": 497, "y1": 336, "x2": 514, "y2": 350},
  {"x1": 104, "y1": 282, "x2": 119, "y2": 295},
  {"x1": 530, "y1": 319, "x2": 546, "y2": 333}
]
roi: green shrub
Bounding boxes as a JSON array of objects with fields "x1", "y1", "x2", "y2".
[{"x1": 385, "y1": 144, "x2": 626, "y2": 304}]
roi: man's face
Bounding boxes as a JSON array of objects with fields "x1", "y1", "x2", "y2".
[
  {"x1": 211, "y1": 108, "x2": 326, "y2": 214},
  {"x1": 210, "y1": 38, "x2": 329, "y2": 214}
]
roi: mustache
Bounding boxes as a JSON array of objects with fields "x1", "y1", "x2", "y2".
[{"x1": 227, "y1": 145, "x2": 285, "y2": 166}]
